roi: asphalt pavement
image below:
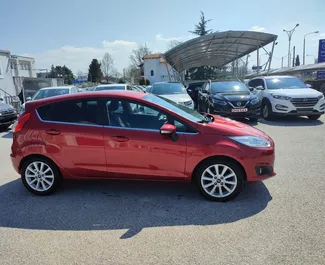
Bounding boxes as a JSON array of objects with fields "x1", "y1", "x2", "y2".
[{"x1": 0, "y1": 116, "x2": 324, "y2": 265}]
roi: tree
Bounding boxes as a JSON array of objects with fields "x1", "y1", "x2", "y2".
[
  {"x1": 295, "y1": 55, "x2": 300, "y2": 66},
  {"x1": 187, "y1": 11, "x2": 215, "y2": 80},
  {"x1": 167, "y1": 40, "x2": 183, "y2": 50},
  {"x1": 129, "y1": 44, "x2": 151, "y2": 67},
  {"x1": 101, "y1": 53, "x2": 114, "y2": 82},
  {"x1": 189, "y1": 11, "x2": 213, "y2": 36},
  {"x1": 48, "y1": 65, "x2": 74, "y2": 84},
  {"x1": 88, "y1": 59, "x2": 103, "y2": 83}
]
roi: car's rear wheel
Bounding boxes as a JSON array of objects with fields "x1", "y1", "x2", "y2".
[
  {"x1": 195, "y1": 159, "x2": 244, "y2": 202},
  {"x1": 307, "y1": 115, "x2": 321, "y2": 120},
  {"x1": 21, "y1": 157, "x2": 61, "y2": 195},
  {"x1": 262, "y1": 101, "x2": 274, "y2": 120}
]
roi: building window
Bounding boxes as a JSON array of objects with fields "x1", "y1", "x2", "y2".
[{"x1": 150, "y1": 70, "x2": 154, "y2": 76}]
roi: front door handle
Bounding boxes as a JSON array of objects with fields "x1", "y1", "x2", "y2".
[
  {"x1": 45, "y1": 129, "x2": 61, "y2": 135},
  {"x1": 111, "y1": 136, "x2": 129, "y2": 142}
]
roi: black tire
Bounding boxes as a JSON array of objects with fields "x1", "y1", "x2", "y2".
[
  {"x1": 262, "y1": 101, "x2": 274, "y2": 120},
  {"x1": 21, "y1": 156, "x2": 61, "y2": 195},
  {"x1": 307, "y1": 115, "x2": 321, "y2": 120},
  {"x1": 195, "y1": 158, "x2": 245, "y2": 202}
]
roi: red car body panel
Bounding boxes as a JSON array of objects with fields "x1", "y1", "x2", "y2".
[{"x1": 11, "y1": 91, "x2": 275, "y2": 183}]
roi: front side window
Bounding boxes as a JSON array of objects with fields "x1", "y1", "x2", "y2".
[
  {"x1": 37, "y1": 99, "x2": 104, "y2": 126},
  {"x1": 151, "y1": 83, "x2": 187, "y2": 95},
  {"x1": 265, "y1": 77, "x2": 307, "y2": 90}
]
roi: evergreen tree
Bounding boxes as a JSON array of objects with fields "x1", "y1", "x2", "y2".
[
  {"x1": 88, "y1": 59, "x2": 103, "y2": 83},
  {"x1": 295, "y1": 55, "x2": 300, "y2": 66},
  {"x1": 189, "y1": 11, "x2": 213, "y2": 36}
]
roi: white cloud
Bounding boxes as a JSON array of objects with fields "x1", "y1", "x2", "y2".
[
  {"x1": 25, "y1": 40, "x2": 138, "y2": 75},
  {"x1": 250, "y1": 26, "x2": 266, "y2": 32}
]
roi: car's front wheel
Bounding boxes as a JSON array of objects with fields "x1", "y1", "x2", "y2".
[
  {"x1": 262, "y1": 101, "x2": 274, "y2": 120},
  {"x1": 21, "y1": 157, "x2": 61, "y2": 195},
  {"x1": 307, "y1": 115, "x2": 321, "y2": 120},
  {"x1": 195, "y1": 159, "x2": 244, "y2": 202}
]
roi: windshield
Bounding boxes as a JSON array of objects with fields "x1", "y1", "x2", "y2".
[
  {"x1": 32, "y1": 88, "x2": 70, "y2": 100},
  {"x1": 143, "y1": 94, "x2": 206, "y2": 123},
  {"x1": 95, "y1": 86, "x2": 125, "y2": 91},
  {"x1": 151, "y1": 83, "x2": 187, "y2": 95},
  {"x1": 211, "y1": 81, "x2": 249, "y2": 94},
  {"x1": 266, "y1": 77, "x2": 307, "y2": 89}
]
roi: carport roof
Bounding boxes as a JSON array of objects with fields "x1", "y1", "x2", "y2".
[{"x1": 164, "y1": 31, "x2": 278, "y2": 72}]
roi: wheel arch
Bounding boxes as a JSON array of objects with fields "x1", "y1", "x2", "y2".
[
  {"x1": 19, "y1": 154, "x2": 62, "y2": 177},
  {"x1": 191, "y1": 155, "x2": 247, "y2": 183}
]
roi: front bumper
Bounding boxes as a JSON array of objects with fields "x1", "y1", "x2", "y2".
[
  {"x1": 0, "y1": 113, "x2": 18, "y2": 126},
  {"x1": 271, "y1": 97, "x2": 325, "y2": 116},
  {"x1": 211, "y1": 103, "x2": 260, "y2": 118}
]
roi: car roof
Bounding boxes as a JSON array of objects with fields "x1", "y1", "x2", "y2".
[
  {"x1": 210, "y1": 79, "x2": 243, "y2": 83},
  {"x1": 39, "y1": 86, "x2": 73, "y2": 90},
  {"x1": 26, "y1": 90, "x2": 146, "y2": 108},
  {"x1": 152, "y1": 82, "x2": 181, "y2": 85},
  {"x1": 96, "y1": 84, "x2": 126, "y2": 87}
]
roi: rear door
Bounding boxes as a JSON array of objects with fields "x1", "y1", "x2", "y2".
[
  {"x1": 37, "y1": 98, "x2": 108, "y2": 178},
  {"x1": 103, "y1": 98, "x2": 187, "y2": 180}
]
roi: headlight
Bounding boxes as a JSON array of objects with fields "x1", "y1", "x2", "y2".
[
  {"x1": 271, "y1": 94, "x2": 291, "y2": 100},
  {"x1": 212, "y1": 98, "x2": 227, "y2": 106},
  {"x1": 318, "y1": 94, "x2": 324, "y2": 100},
  {"x1": 229, "y1": 136, "x2": 271, "y2": 148},
  {"x1": 250, "y1": 98, "x2": 260, "y2": 105}
]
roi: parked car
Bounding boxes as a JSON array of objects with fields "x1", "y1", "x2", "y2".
[
  {"x1": 197, "y1": 80, "x2": 260, "y2": 122},
  {"x1": 20, "y1": 86, "x2": 79, "y2": 115},
  {"x1": 150, "y1": 82, "x2": 194, "y2": 109},
  {"x1": 248, "y1": 76, "x2": 325, "y2": 120},
  {"x1": 95, "y1": 84, "x2": 135, "y2": 91},
  {"x1": 186, "y1": 81, "x2": 208, "y2": 109},
  {"x1": 11, "y1": 91, "x2": 275, "y2": 202},
  {"x1": 0, "y1": 100, "x2": 17, "y2": 130}
]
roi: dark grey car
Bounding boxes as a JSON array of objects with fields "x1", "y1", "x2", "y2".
[{"x1": 0, "y1": 101, "x2": 17, "y2": 130}]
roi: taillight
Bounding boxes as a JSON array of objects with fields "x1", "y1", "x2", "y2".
[{"x1": 14, "y1": 113, "x2": 31, "y2": 133}]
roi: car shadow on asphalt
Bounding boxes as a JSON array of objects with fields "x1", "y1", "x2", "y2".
[
  {"x1": 1, "y1": 131, "x2": 13, "y2": 139},
  {"x1": 247, "y1": 116, "x2": 323, "y2": 127},
  {"x1": 0, "y1": 179, "x2": 272, "y2": 239}
]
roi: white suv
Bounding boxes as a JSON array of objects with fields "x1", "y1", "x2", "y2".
[{"x1": 248, "y1": 76, "x2": 325, "y2": 120}]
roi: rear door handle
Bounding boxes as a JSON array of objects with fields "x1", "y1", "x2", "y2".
[
  {"x1": 111, "y1": 136, "x2": 129, "y2": 142},
  {"x1": 45, "y1": 129, "x2": 61, "y2": 135}
]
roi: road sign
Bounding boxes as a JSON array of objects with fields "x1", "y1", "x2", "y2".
[
  {"x1": 318, "y1": 39, "x2": 325, "y2": 63},
  {"x1": 316, "y1": 71, "x2": 325, "y2": 80}
]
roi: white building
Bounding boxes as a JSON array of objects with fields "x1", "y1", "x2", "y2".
[
  {"x1": 0, "y1": 49, "x2": 15, "y2": 98},
  {"x1": 143, "y1": 53, "x2": 176, "y2": 84},
  {"x1": 11, "y1": 55, "x2": 37, "y2": 78}
]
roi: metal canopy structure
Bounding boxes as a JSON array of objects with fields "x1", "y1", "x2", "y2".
[
  {"x1": 164, "y1": 30, "x2": 278, "y2": 73},
  {"x1": 245, "y1": 62, "x2": 325, "y2": 78}
]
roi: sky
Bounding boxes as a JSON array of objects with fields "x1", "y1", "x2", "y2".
[{"x1": 1, "y1": 0, "x2": 325, "y2": 75}]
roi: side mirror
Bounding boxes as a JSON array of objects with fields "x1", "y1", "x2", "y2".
[
  {"x1": 248, "y1": 87, "x2": 255, "y2": 92},
  {"x1": 255, "y1": 85, "x2": 265, "y2": 90},
  {"x1": 187, "y1": 89, "x2": 193, "y2": 93},
  {"x1": 26, "y1": 97, "x2": 32, "y2": 101},
  {"x1": 306, "y1": 84, "x2": 312, "y2": 88},
  {"x1": 160, "y1": 124, "x2": 178, "y2": 141}
]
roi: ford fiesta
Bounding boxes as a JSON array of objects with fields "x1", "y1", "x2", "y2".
[{"x1": 11, "y1": 91, "x2": 275, "y2": 202}]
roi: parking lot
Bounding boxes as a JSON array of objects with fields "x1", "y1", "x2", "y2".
[{"x1": 0, "y1": 116, "x2": 325, "y2": 265}]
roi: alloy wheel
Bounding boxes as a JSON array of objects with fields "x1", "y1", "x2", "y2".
[
  {"x1": 200, "y1": 164, "x2": 238, "y2": 198},
  {"x1": 25, "y1": 161, "x2": 55, "y2": 192}
]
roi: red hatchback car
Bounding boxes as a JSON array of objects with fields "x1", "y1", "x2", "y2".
[{"x1": 11, "y1": 91, "x2": 275, "y2": 202}]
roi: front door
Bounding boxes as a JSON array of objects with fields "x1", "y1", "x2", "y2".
[
  {"x1": 37, "y1": 98, "x2": 107, "y2": 177},
  {"x1": 103, "y1": 98, "x2": 187, "y2": 180}
]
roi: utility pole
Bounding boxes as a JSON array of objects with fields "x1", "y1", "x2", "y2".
[
  {"x1": 283, "y1": 23, "x2": 299, "y2": 67},
  {"x1": 303, "y1": 31, "x2": 319, "y2": 65},
  {"x1": 292, "y1": 46, "x2": 296, "y2": 67},
  {"x1": 281, "y1": 57, "x2": 284, "y2": 68}
]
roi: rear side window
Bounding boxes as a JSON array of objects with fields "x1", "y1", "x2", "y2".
[{"x1": 37, "y1": 99, "x2": 105, "y2": 126}]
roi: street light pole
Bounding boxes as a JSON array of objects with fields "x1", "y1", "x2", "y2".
[
  {"x1": 283, "y1": 23, "x2": 299, "y2": 67},
  {"x1": 303, "y1": 31, "x2": 319, "y2": 65}
]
